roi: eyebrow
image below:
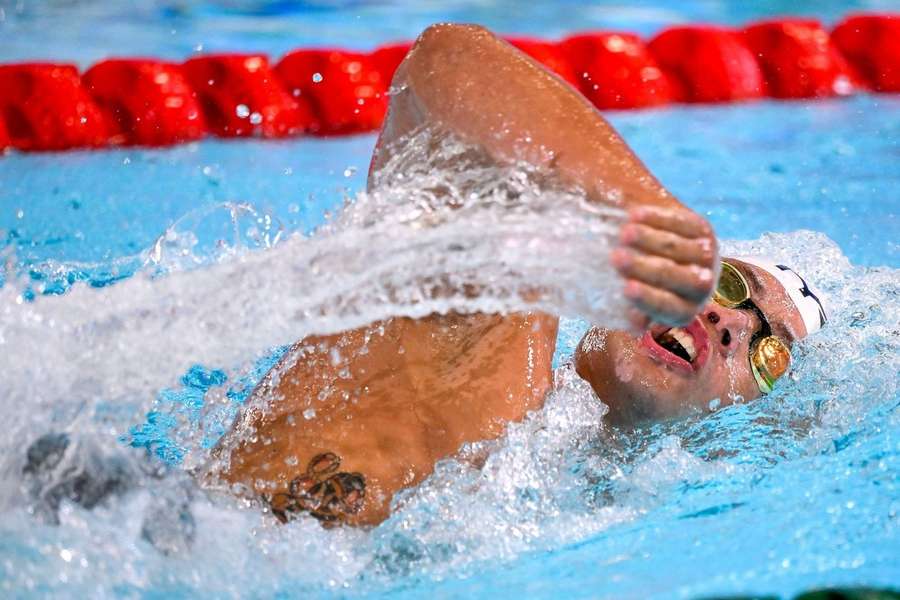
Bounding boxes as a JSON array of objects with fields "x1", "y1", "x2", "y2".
[
  {"x1": 738, "y1": 264, "x2": 797, "y2": 344},
  {"x1": 742, "y1": 266, "x2": 765, "y2": 294}
]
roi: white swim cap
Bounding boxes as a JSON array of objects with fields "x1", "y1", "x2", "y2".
[{"x1": 735, "y1": 256, "x2": 827, "y2": 337}]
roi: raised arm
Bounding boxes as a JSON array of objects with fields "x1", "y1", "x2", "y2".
[
  {"x1": 373, "y1": 23, "x2": 718, "y2": 327},
  {"x1": 371, "y1": 23, "x2": 674, "y2": 208},
  {"x1": 214, "y1": 24, "x2": 719, "y2": 527}
]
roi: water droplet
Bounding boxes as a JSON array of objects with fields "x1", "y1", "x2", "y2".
[
  {"x1": 235, "y1": 104, "x2": 250, "y2": 118},
  {"x1": 303, "y1": 408, "x2": 317, "y2": 420},
  {"x1": 343, "y1": 167, "x2": 357, "y2": 178},
  {"x1": 16, "y1": 209, "x2": 24, "y2": 219},
  {"x1": 249, "y1": 112, "x2": 263, "y2": 125},
  {"x1": 833, "y1": 75, "x2": 853, "y2": 96},
  {"x1": 329, "y1": 347, "x2": 342, "y2": 366},
  {"x1": 311, "y1": 72, "x2": 323, "y2": 83},
  {"x1": 193, "y1": 43, "x2": 204, "y2": 52}
]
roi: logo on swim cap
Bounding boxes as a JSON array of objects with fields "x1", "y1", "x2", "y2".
[{"x1": 735, "y1": 257, "x2": 827, "y2": 337}]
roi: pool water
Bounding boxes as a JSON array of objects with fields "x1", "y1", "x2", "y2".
[{"x1": 1, "y1": 1, "x2": 899, "y2": 598}]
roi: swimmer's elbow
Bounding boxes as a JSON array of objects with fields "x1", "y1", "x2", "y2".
[
  {"x1": 378, "y1": 23, "x2": 497, "y2": 145},
  {"x1": 412, "y1": 23, "x2": 491, "y2": 54},
  {"x1": 406, "y1": 23, "x2": 497, "y2": 83}
]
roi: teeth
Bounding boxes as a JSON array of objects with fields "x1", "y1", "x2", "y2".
[{"x1": 670, "y1": 328, "x2": 697, "y2": 361}]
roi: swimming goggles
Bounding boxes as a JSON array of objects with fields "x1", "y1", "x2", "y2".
[{"x1": 713, "y1": 261, "x2": 791, "y2": 394}]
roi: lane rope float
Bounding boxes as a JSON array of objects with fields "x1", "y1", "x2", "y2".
[{"x1": 0, "y1": 13, "x2": 897, "y2": 153}]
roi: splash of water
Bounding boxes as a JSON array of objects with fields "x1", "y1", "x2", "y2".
[
  {"x1": 1, "y1": 127, "x2": 897, "y2": 597},
  {"x1": 0, "y1": 128, "x2": 623, "y2": 496}
]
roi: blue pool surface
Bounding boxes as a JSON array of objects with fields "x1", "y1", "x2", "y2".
[
  {"x1": 3, "y1": 96, "x2": 897, "y2": 280},
  {"x1": 1, "y1": 1, "x2": 899, "y2": 599}
]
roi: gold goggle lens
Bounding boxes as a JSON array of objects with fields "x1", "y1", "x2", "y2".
[
  {"x1": 713, "y1": 261, "x2": 750, "y2": 309},
  {"x1": 750, "y1": 336, "x2": 791, "y2": 394}
]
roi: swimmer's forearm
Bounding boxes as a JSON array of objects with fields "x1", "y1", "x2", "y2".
[{"x1": 391, "y1": 23, "x2": 679, "y2": 209}]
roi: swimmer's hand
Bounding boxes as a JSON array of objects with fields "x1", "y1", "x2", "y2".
[{"x1": 611, "y1": 205, "x2": 718, "y2": 329}]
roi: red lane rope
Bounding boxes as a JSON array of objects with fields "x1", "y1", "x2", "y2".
[{"x1": 0, "y1": 13, "x2": 897, "y2": 153}]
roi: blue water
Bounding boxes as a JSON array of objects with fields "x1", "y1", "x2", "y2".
[
  {"x1": 3, "y1": 0, "x2": 900, "y2": 65},
  {"x1": 3, "y1": 97, "x2": 897, "y2": 289},
  {"x1": 1, "y1": 1, "x2": 899, "y2": 599}
]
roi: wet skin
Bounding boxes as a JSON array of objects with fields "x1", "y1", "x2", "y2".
[
  {"x1": 214, "y1": 24, "x2": 799, "y2": 526},
  {"x1": 575, "y1": 258, "x2": 808, "y2": 424}
]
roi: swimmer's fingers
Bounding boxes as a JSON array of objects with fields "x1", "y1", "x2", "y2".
[
  {"x1": 622, "y1": 279, "x2": 700, "y2": 326},
  {"x1": 628, "y1": 205, "x2": 715, "y2": 241},
  {"x1": 620, "y1": 223, "x2": 717, "y2": 267},
  {"x1": 612, "y1": 249, "x2": 715, "y2": 303},
  {"x1": 610, "y1": 204, "x2": 718, "y2": 326}
]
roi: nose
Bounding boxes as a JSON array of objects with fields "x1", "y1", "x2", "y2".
[{"x1": 704, "y1": 305, "x2": 752, "y2": 357}]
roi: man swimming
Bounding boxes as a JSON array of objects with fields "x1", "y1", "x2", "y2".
[{"x1": 211, "y1": 24, "x2": 827, "y2": 526}]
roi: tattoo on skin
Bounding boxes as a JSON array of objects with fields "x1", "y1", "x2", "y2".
[{"x1": 267, "y1": 453, "x2": 366, "y2": 524}]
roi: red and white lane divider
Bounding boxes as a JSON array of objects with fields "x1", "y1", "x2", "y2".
[{"x1": 0, "y1": 13, "x2": 897, "y2": 153}]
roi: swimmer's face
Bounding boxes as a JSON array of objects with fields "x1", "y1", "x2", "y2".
[{"x1": 575, "y1": 259, "x2": 808, "y2": 424}]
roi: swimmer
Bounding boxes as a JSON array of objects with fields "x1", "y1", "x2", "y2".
[{"x1": 212, "y1": 24, "x2": 827, "y2": 526}]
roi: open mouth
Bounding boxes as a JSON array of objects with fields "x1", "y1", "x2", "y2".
[
  {"x1": 640, "y1": 318, "x2": 710, "y2": 373},
  {"x1": 655, "y1": 328, "x2": 697, "y2": 362}
]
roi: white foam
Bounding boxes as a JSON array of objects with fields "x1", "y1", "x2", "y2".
[
  {"x1": 1, "y1": 130, "x2": 624, "y2": 437},
  {"x1": 1, "y1": 130, "x2": 898, "y2": 596}
]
